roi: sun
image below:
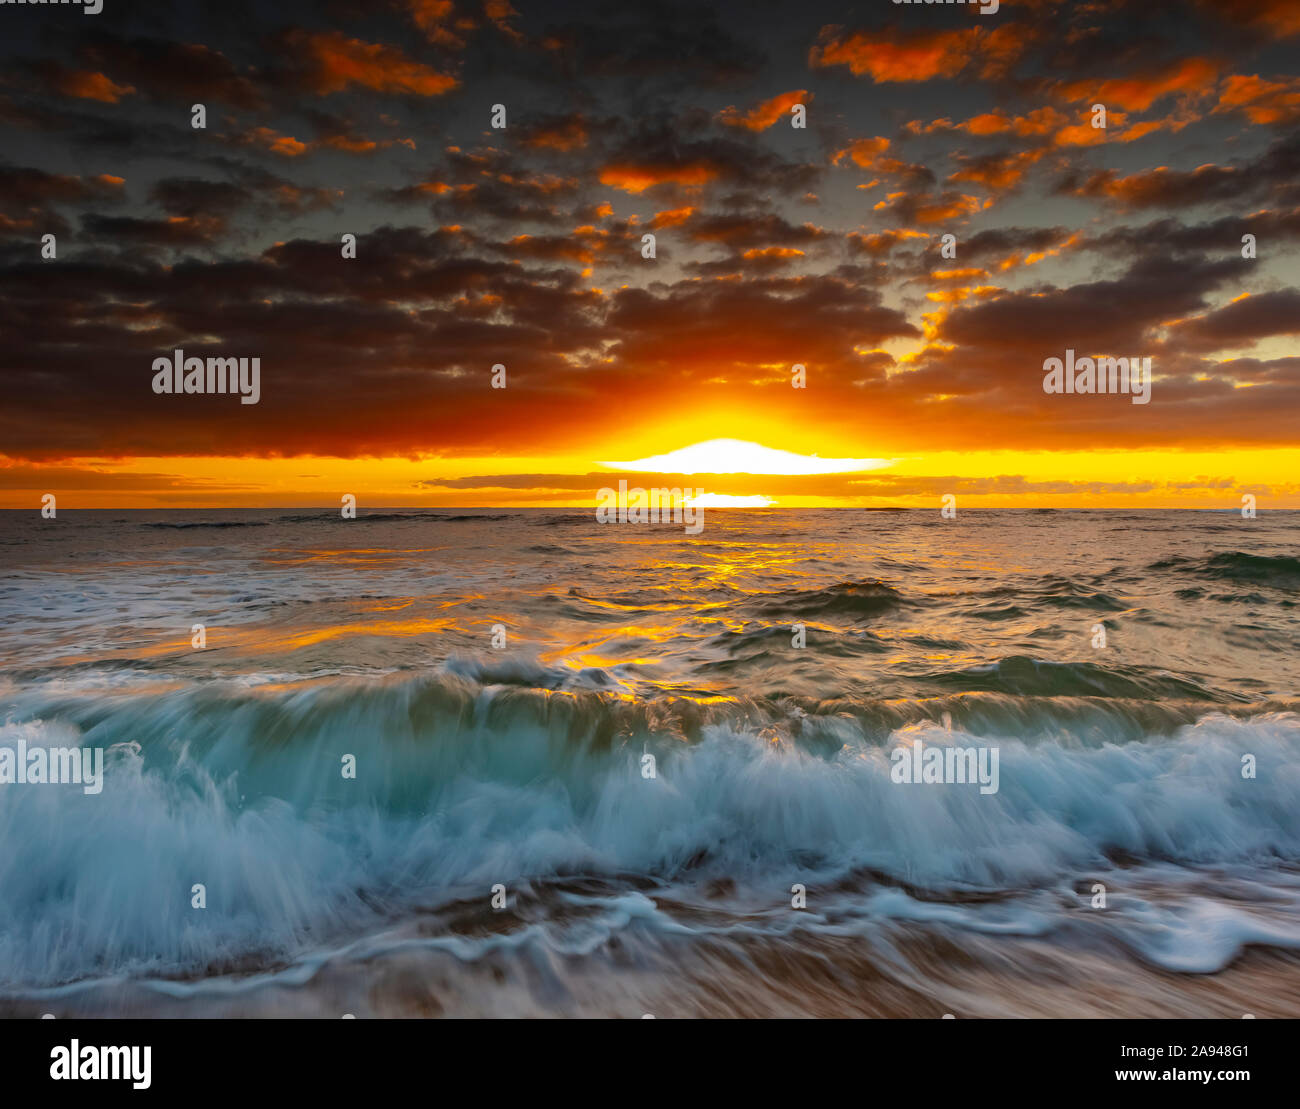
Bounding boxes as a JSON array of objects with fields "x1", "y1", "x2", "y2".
[
  {"x1": 684, "y1": 492, "x2": 775, "y2": 508},
  {"x1": 600, "y1": 439, "x2": 892, "y2": 476}
]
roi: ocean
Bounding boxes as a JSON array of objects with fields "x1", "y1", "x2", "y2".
[{"x1": 1, "y1": 507, "x2": 1298, "y2": 1016}]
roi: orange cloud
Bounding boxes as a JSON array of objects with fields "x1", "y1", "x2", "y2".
[
  {"x1": 405, "y1": 0, "x2": 474, "y2": 48},
  {"x1": 234, "y1": 126, "x2": 409, "y2": 158},
  {"x1": 846, "y1": 229, "x2": 929, "y2": 256},
  {"x1": 995, "y1": 232, "x2": 1080, "y2": 272},
  {"x1": 719, "y1": 89, "x2": 809, "y2": 131},
  {"x1": 912, "y1": 103, "x2": 1180, "y2": 150},
  {"x1": 1052, "y1": 109, "x2": 1130, "y2": 147},
  {"x1": 521, "y1": 115, "x2": 589, "y2": 151},
  {"x1": 741, "y1": 246, "x2": 805, "y2": 260},
  {"x1": 874, "y1": 191, "x2": 987, "y2": 224},
  {"x1": 926, "y1": 284, "x2": 1001, "y2": 304},
  {"x1": 970, "y1": 106, "x2": 1063, "y2": 137},
  {"x1": 248, "y1": 126, "x2": 309, "y2": 157},
  {"x1": 811, "y1": 23, "x2": 1031, "y2": 84},
  {"x1": 321, "y1": 135, "x2": 379, "y2": 154},
  {"x1": 1053, "y1": 58, "x2": 1219, "y2": 111},
  {"x1": 948, "y1": 148, "x2": 1045, "y2": 191},
  {"x1": 833, "y1": 136, "x2": 891, "y2": 167},
  {"x1": 416, "y1": 181, "x2": 475, "y2": 197},
  {"x1": 52, "y1": 70, "x2": 136, "y2": 103},
  {"x1": 485, "y1": 0, "x2": 524, "y2": 43},
  {"x1": 598, "y1": 163, "x2": 718, "y2": 193},
  {"x1": 1214, "y1": 74, "x2": 1300, "y2": 124},
  {"x1": 289, "y1": 30, "x2": 459, "y2": 96},
  {"x1": 811, "y1": 27, "x2": 977, "y2": 82},
  {"x1": 650, "y1": 206, "x2": 696, "y2": 229},
  {"x1": 832, "y1": 136, "x2": 930, "y2": 185}
]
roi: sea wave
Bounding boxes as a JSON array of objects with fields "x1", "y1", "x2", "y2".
[
  {"x1": 747, "y1": 579, "x2": 910, "y2": 620},
  {"x1": 1, "y1": 672, "x2": 1298, "y2": 987},
  {"x1": 1151, "y1": 551, "x2": 1300, "y2": 588}
]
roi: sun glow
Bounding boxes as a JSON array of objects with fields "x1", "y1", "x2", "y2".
[
  {"x1": 685, "y1": 492, "x2": 775, "y2": 508},
  {"x1": 601, "y1": 439, "x2": 892, "y2": 475}
]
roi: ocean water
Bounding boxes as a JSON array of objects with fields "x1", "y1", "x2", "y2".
[{"x1": 1, "y1": 507, "x2": 1298, "y2": 1017}]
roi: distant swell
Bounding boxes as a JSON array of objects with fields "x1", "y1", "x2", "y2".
[
  {"x1": 1151, "y1": 551, "x2": 1300, "y2": 589},
  {"x1": 920, "y1": 655, "x2": 1227, "y2": 701},
  {"x1": 750, "y1": 579, "x2": 908, "y2": 619},
  {"x1": 141, "y1": 520, "x2": 269, "y2": 530},
  {"x1": 273, "y1": 512, "x2": 501, "y2": 524}
]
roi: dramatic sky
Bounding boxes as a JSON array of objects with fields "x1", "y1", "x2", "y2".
[{"x1": 1, "y1": 0, "x2": 1297, "y2": 507}]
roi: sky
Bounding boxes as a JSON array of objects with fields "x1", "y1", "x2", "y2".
[{"x1": 0, "y1": 0, "x2": 1297, "y2": 508}]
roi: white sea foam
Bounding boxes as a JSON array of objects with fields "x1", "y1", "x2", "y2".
[{"x1": 1, "y1": 695, "x2": 1298, "y2": 988}]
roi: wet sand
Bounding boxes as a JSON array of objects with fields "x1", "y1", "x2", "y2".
[{"x1": 6, "y1": 925, "x2": 1297, "y2": 1019}]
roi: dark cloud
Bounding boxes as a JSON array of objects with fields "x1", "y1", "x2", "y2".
[
  {"x1": 73, "y1": 33, "x2": 264, "y2": 109},
  {"x1": 0, "y1": 0, "x2": 1296, "y2": 486},
  {"x1": 1056, "y1": 132, "x2": 1300, "y2": 210},
  {"x1": 1173, "y1": 288, "x2": 1300, "y2": 348}
]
